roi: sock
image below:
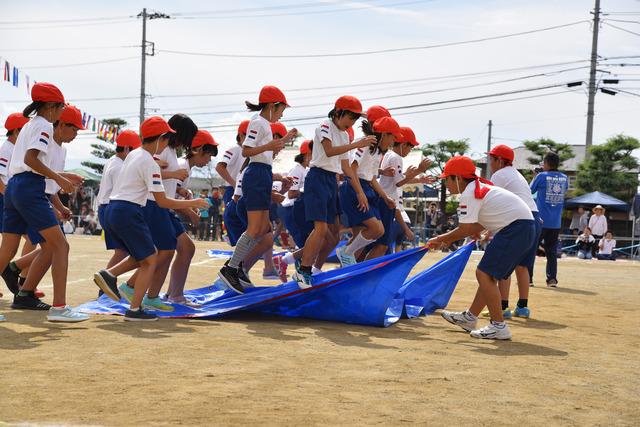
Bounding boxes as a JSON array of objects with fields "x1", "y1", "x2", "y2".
[
  {"x1": 517, "y1": 299, "x2": 528, "y2": 308},
  {"x1": 312, "y1": 266, "x2": 322, "y2": 274},
  {"x1": 501, "y1": 300, "x2": 509, "y2": 310},
  {"x1": 300, "y1": 265, "x2": 312, "y2": 274},
  {"x1": 463, "y1": 310, "x2": 477, "y2": 321},
  {"x1": 52, "y1": 304, "x2": 66, "y2": 309},
  {"x1": 9, "y1": 261, "x2": 21, "y2": 274},
  {"x1": 17, "y1": 290, "x2": 33, "y2": 297},
  {"x1": 344, "y1": 233, "x2": 374, "y2": 256},
  {"x1": 228, "y1": 233, "x2": 258, "y2": 269},
  {"x1": 283, "y1": 252, "x2": 296, "y2": 265},
  {"x1": 491, "y1": 320, "x2": 506, "y2": 328},
  {"x1": 18, "y1": 277, "x2": 26, "y2": 288}
]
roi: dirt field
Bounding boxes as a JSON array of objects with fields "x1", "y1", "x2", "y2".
[{"x1": 0, "y1": 235, "x2": 638, "y2": 426}]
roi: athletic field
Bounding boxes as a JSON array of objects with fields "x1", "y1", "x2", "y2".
[{"x1": 0, "y1": 235, "x2": 638, "y2": 426}]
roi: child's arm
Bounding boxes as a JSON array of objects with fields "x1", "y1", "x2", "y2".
[
  {"x1": 395, "y1": 209, "x2": 414, "y2": 241},
  {"x1": 342, "y1": 159, "x2": 368, "y2": 212},
  {"x1": 161, "y1": 168, "x2": 189, "y2": 181},
  {"x1": 215, "y1": 162, "x2": 236, "y2": 188},
  {"x1": 370, "y1": 177, "x2": 395, "y2": 209},
  {"x1": 24, "y1": 149, "x2": 74, "y2": 193},
  {"x1": 51, "y1": 193, "x2": 72, "y2": 220},
  {"x1": 396, "y1": 158, "x2": 433, "y2": 186},
  {"x1": 428, "y1": 223, "x2": 485, "y2": 249},
  {"x1": 242, "y1": 129, "x2": 297, "y2": 157},
  {"x1": 322, "y1": 136, "x2": 375, "y2": 157},
  {"x1": 0, "y1": 180, "x2": 5, "y2": 195},
  {"x1": 151, "y1": 191, "x2": 210, "y2": 211}
]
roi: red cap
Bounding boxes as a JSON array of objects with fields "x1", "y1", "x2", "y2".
[
  {"x1": 300, "y1": 139, "x2": 312, "y2": 155},
  {"x1": 237, "y1": 120, "x2": 250, "y2": 135},
  {"x1": 59, "y1": 104, "x2": 85, "y2": 130},
  {"x1": 440, "y1": 156, "x2": 493, "y2": 199},
  {"x1": 346, "y1": 126, "x2": 355, "y2": 142},
  {"x1": 116, "y1": 130, "x2": 142, "y2": 149},
  {"x1": 258, "y1": 85, "x2": 289, "y2": 106},
  {"x1": 4, "y1": 113, "x2": 29, "y2": 132},
  {"x1": 31, "y1": 82, "x2": 65, "y2": 103},
  {"x1": 270, "y1": 122, "x2": 287, "y2": 138},
  {"x1": 366, "y1": 105, "x2": 391, "y2": 124},
  {"x1": 192, "y1": 130, "x2": 218, "y2": 148},
  {"x1": 140, "y1": 116, "x2": 175, "y2": 139},
  {"x1": 487, "y1": 144, "x2": 514, "y2": 163},
  {"x1": 399, "y1": 127, "x2": 419, "y2": 146},
  {"x1": 335, "y1": 95, "x2": 364, "y2": 115},
  {"x1": 373, "y1": 117, "x2": 403, "y2": 140}
]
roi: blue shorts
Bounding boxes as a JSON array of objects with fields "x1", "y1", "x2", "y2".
[
  {"x1": 375, "y1": 199, "x2": 396, "y2": 246},
  {"x1": 278, "y1": 204, "x2": 296, "y2": 236},
  {"x1": 236, "y1": 196, "x2": 248, "y2": 228},
  {"x1": 143, "y1": 200, "x2": 177, "y2": 251},
  {"x1": 223, "y1": 199, "x2": 246, "y2": 246},
  {"x1": 106, "y1": 200, "x2": 156, "y2": 261},
  {"x1": 0, "y1": 193, "x2": 4, "y2": 232},
  {"x1": 223, "y1": 186, "x2": 234, "y2": 205},
  {"x1": 339, "y1": 178, "x2": 381, "y2": 228},
  {"x1": 293, "y1": 195, "x2": 313, "y2": 247},
  {"x1": 242, "y1": 162, "x2": 272, "y2": 211},
  {"x1": 269, "y1": 202, "x2": 279, "y2": 222},
  {"x1": 478, "y1": 219, "x2": 536, "y2": 280},
  {"x1": 519, "y1": 211, "x2": 543, "y2": 270},
  {"x1": 3, "y1": 172, "x2": 58, "y2": 240},
  {"x1": 99, "y1": 204, "x2": 123, "y2": 250},
  {"x1": 169, "y1": 210, "x2": 186, "y2": 237},
  {"x1": 304, "y1": 167, "x2": 339, "y2": 224}
]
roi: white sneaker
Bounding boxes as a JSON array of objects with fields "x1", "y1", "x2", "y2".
[
  {"x1": 336, "y1": 245, "x2": 357, "y2": 267},
  {"x1": 47, "y1": 306, "x2": 90, "y2": 323},
  {"x1": 0, "y1": 314, "x2": 5, "y2": 322},
  {"x1": 470, "y1": 322, "x2": 512, "y2": 340},
  {"x1": 441, "y1": 310, "x2": 478, "y2": 332}
]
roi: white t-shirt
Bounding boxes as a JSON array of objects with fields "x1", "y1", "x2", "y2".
[
  {"x1": 588, "y1": 214, "x2": 608, "y2": 236},
  {"x1": 96, "y1": 156, "x2": 123, "y2": 205},
  {"x1": 9, "y1": 116, "x2": 54, "y2": 177},
  {"x1": 110, "y1": 148, "x2": 165, "y2": 207},
  {"x1": 310, "y1": 120, "x2": 350, "y2": 174},
  {"x1": 148, "y1": 147, "x2": 180, "y2": 201},
  {"x1": 0, "y1": 140, "x2": 16, "y2": 185},
  {"x1": 233, "y1": 169, "x2": 246, "y2": 197},
  {"x1": 44, "y1": 142, "x2": 66, "y2": 195},
  {"x1": 351, "y1": 146, "x2": 382, "y2": 182},
  {"x1": 175, "y1": 157, "x2": 191, "y2": 197},
  {"x1": 220, "y1": 144, "x2": 244, "y2": 185},
  {"x1": 458, "y1": 183, "x2": 533, "y2": 234},
  {"x1": 490, "y1": 166, "x2": 538, "y2": 212},
  {"x1": 378, "y1": 150, "x2": 404, "y2": 203},
  {"x1": 243, "y1": 114, "x2": 274, "y2": 166},
  {"x1": 282, "y1": 163, "x2": 307, "y2": 207},
  {"x1": 599, "y1": 238, "x2": 616, "y2": 255}
]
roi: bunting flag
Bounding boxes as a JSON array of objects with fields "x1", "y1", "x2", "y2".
[
  {"x1": 3, "y1": 60, "x2": 9, "y2": 81},
  {"x1": 11, "y1": 66, "x2": 18, "y2": 87}
]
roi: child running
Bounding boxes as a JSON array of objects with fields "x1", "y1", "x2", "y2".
[
  {"x1": 429, "y1": 156, "x2": 535, "y2": 340},
  {"x1": 216, "y1": 120, "x2": 248, "y2": 205}
]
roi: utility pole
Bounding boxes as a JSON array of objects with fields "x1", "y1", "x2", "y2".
[
  {"x1": 137, "y1": 8, "x2": 170, "y2": 126},
  {"x1": 485, "y1": 119, "x2": 492, "y2": 178},
  {"x1": 585, "y1": 0, "x2": 601, "y2": 159}
]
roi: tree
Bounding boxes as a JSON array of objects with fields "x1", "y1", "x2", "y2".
[
  {"x1": 575, "y1": 134, "x2": 640, "y2": 202},
  {"x1": 81, "y1": 118, "x2": 127, "y2": 175},
  {"x1": 421, "y1": 139, "x2": 470, "y2": 215},
  {"x1": 523, "y1": 137, "x2": 575, "y2": 168}
]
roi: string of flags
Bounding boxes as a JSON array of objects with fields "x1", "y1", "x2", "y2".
[{"x1": 1, "y1": 55, "x2": 120, "y2": 143}]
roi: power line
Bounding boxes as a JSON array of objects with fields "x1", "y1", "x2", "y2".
[
  {"x1": 158, "y1": 20, "x2": 589, "y2": 59},
  {"x1": 0, "y1": 15, "x2": 132, "y2": 25},
  {"x1": 604, "y1": 21, "x2": 640, "y2": 36},
  {"x1": 615, "y1": 88, "x2": 640, "y2": 97},
  {"x1": 20, "y1": 56, "x2": 138, "y2": 70},
  {"x1": 604, "y1": 18, "x2": 640, "y2": 25},
  {"x1": 0, "y1": 45, "x2": 138, "y2": 52}
]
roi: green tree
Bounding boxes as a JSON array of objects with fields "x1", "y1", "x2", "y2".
[
  {"x1": 523, "y1": 137, "x2": 575, "y2": 167},
  {"x1": 575, "y1": 134, "x2": 640, "y2": 201},
  {"x1": 421, "y1": 139, "x2": 470, "y2": 215},
  {"x1": 81, "y1": 118, "x2": 127, "y2": 175}
]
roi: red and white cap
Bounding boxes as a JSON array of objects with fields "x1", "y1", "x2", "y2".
[
  {"x1": 31, "y1": 82, "x2": 65, "y2": 103},
  {"x1": 4, "y1": 113, "x2": 29, "y2": 132},
  {"x1": 140, "y1": 116, "x2": 175, "y2": 139},
  {"x1": 258, "y1": 85, "x2": 289, "y2": 106},
  {"x1": 192, "y1": 130, "x2": 218, "y2": 148},
  {"x1": 59, "y1": 104, "x2": 85, "y2": 130},
  {"x1": 116, "y1": 130, "x2": 142, "y2": 149}
]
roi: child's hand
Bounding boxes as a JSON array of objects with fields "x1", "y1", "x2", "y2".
[
  {"x1": 192, "y1": 199, "x2": 210, "y2": 209},
  {"x1": 155, "y1": 159, "x2": 169, "y2": 169},
  {"x1": 418, "y1": 158, "x2": 433, "y2": 173},
  {"x1": 173, "y1": 169, "x2": 189, "y2": 181},
  {"x1": 356, "y1": 190, "x2": 369, "y2": 212},
  {"x1": 405, "y1": 228, "x2": 415, "y2": 242},
  {"x1": 282, "y1": 128, "x2": 298, "y2": 144},
  {"x1": 353, "y1": 135, "x2": 376, "y2": 149},
  {"x1": 427, "y1": 236, "x2": 446, "y2": 250},
  {"x1": 384, "y1": 196, "x2": 396, "y2": 209},
  {"x1": 56, "y1": 176, "x2": 75, "y2": 194},
  {"x1": 380, "y1": 166, "x2": 395, "y2": 177},
  {"x1": 270, "y1": 138, "x2": 286, "y2": 153},
  {"x1": 271, "y1": 191, "x2": 285, "y2": 204}
]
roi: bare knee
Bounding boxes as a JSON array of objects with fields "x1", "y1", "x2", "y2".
[
  {"x1": 370, "y1": 221, "x2": 384, "y2": 240},
  {"x1": 140, "y1": 252, "x2": 158, "y2": 268}
]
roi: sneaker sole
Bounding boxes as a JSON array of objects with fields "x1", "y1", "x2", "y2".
[
  {"x1": 93, "y1": 273, "x2": 120, "y2": 302},
  {"x1": 47, "y1": 316, "x2": 90, "y2": 323},
  {"x1": 217, "y1": 272, "x2": 245, "y2": 295},
  {"x1": 470, "y1": 333, "x2": 512, "y2": 340},
  {"x1": 124, "y1": 316, "x2": 158, "y2": 322},
  {"x1": 142, "y1": 304, "x2": 175, "y2": 312},
  {"x1": 11, "y1": 303, "x2": 51, "y2": 311}
]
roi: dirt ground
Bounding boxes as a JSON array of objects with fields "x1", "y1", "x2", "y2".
[{"x1": 0, "y1": 235, "x2": 638, "y2": 426}]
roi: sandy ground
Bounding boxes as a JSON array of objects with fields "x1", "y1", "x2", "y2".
[{"x1": 0, "y1": 235, "x2": 638, "y2": 426}]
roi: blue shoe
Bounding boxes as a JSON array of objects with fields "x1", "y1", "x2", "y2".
[
  {"x1": 336, "y1": 245, "x2": 357, "y2": 267},
  {"x1": 481, "y1": 308, "x2": 512, "y2": 319},
  {"x1": 142, "y1": 295, "x2": 175, "y2": 312},
  {"x1": 0, "y1": 314, "x2": 5, "y2": 322},
  {"x1": 118, "y1": 283, "x2": 135, "y2": 303},
  {"x1": 47, "y1": 306, "x2": 90, "y2": 323},
  {"x1": 513, "y1": 306, "x2": 530, "y2": 318},
  {"x1": 293, "y1": 270, "x2": 313, "y2": 289}
]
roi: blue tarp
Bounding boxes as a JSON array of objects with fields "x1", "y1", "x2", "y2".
[
  {"x1": 78, "y1": 244, "x2": 473, "y2": 327},
  {"x1": 564, "y1": 191, "x2": 630, "y2": 211}
]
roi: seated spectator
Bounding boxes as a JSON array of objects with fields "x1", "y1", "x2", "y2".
[
  {"x1": 596, "y1": 231, "x2": 616, "y2": 261},
  {"x1": 83, "y1": 209, "x2": 98, "y2": 235},
  {"x1": 575, "y1": 227, "x2": 595, "y2": 259}
]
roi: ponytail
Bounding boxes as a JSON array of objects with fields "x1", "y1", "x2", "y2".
[{"x1": 23, "y1": 101, "x2": 46, "y2": 118}]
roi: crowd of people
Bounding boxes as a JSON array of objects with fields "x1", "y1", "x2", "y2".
[{"x1": 0, "y1": 82, "x2": 622, "y2": 340}]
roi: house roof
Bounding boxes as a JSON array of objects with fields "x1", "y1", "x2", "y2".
[{"x1": 477, "y1": 144, "x2": 587, "y2": 172}]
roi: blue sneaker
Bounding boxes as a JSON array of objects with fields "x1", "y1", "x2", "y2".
[
  {"x1": 142, "y1": 295, "x2": 175, "y2": 312},
  {"x1": 0, "y1": 314, "x2": 5, "y2": 322},
  {"x1": 47, "y1": 306, "x2": 90, "y2": 323},
  {"x1": 481, "y1": 308, "x2": 512, "y2": 319},
  {"x1": 513, "y1": 306, "x2": 530, "y2": 318},
  {"x1": 336, "y1": 245, "x2": 357, "y2": 267},
  {"x1": 118, "y1": 283, "x2": 135, "y2": 303}
]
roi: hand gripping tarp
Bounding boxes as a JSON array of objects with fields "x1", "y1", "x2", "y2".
[{"x1": 78, "y1": 245, "x2": 472, "y2": 327}]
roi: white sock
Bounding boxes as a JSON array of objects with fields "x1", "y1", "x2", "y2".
[
  {"x1": 491, "y1": 320, "x2": 506, "y2": 328},
  {"x1": 312, "y1": 266, "x2": 322, "y2": 274},
  {"x1": 283, "y1": 252, "x2": 296, "y2": 265},
  {"x1": 464, "y1": 310, "x2": 477, "y2": 321},
  {"x1": 344, "y1": 233, "x2": 374, "y2": 256}
]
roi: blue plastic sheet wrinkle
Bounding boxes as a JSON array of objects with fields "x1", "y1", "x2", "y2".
[{"x1": 78, "y1": 244, "x2": 473, "y2": 327}]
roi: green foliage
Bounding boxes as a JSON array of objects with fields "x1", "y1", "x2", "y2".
[
  {"x1": 575, "y1": 134, "x2": 640, "y2": 201},
  {"x1": 82, "y1": 118, "x2": 127, "y2": 175},
  {"x1": 523, "y1": 137, "x2": 575, "y2": 167}
]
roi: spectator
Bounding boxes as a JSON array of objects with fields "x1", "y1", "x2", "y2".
[
  {"x1": 570, "y1": 206, "x2": 589, "y2": 234},
  {"x1": 575, "y1": 227, "x2": 595, "y2": 259},
  {"x1": 197, "y1": 189, "x2": 213, "y2": 241},
  {"x1": 588, "y1": 205, "x2": 607, "y2": 239},
  {"x1": 530, "y1": 152, "x2": 568, "y2": 287},
  {"x1": 597, "y1": 231, "x2": 617, "y2": 261},
  {"x1": 209, "y1": 191, "x2": 221, "y2": 241},
  {"x1": 83, "y1": 209, "x2": 98, "y2": 235}
]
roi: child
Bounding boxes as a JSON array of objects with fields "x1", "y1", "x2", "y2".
[
  {"x1": 93, "y1": 116, "x2": 208, "y2": 321},
  {"x1": 597, "y1": 231, "x2": 616, "y2": 261},
  {"x1": 218, "y1": 86, "x2": 297, "y2": 294},
  {"x1": 0, "y1": 83, "x2": 88, "y2": 322},
  {"x1": 430, "y1": 156, "x2": 535, "y2": 340},
  {"x1": 576, "y1": 227, "x2": 595, "y2": 259},
  {"x1": 294, "y1": 96, "x2": 374, "y2": 288},
  {"x1": 486, "y1": 144, "x2": 543, "y2": 318},
  {"x1": 97, "y1": 130, "x2": 142, "y2": 271},
  {"x1": 335, "y1": 116, "x2": 404, "y2": 266},
  {"x1": 216, "y1": 120, "x2": 248, "y2": 205}
]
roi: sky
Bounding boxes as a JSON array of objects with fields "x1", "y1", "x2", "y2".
[{"x1": 1, "y1": 0, "x2": 639, "y2": 172}]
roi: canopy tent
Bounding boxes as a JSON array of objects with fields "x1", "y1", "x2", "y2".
[
  {"x1": 564, "y1": 191, "x2": 630, "y2": 212},
  {"x1": 65, "y1": 168, "x2": 102, "y2": 184}
]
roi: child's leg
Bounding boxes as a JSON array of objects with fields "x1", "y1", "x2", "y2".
[
  {"x1": 365, "y1": 243, "x2": 388, "y2": 260},
  {"x1": 146, "y1": 249, "x2": 175, "y2": 298},
  {"x1": 314, "y1": 222, "x2": 340, "y2": 270},
  {"x1": 228, "y1": 211, "x2": 270, "y2": 269},
  {"x1": 30, "y1": 225, "x2": 69, "y2": 307},
  {"x1": 107, "y1": 248, "x2": 129, "y2": 270},
  {"x1": 166, "y1": 233, "x2": 195, "y2": 299},
  {"x1": 245, "y1": 234, "x2": 274, "y2": 271},
  {"x1": 262, "y1": 246, "x2": 275, "y2": 272},
  {"x1": 0, "y1": 233, "x2": 23, "y2": 275},
  {"x1": 514, "y1": 266, "x2": 530, "y2": 304},
  {"x1": 301, "y1": 221, "x2": 328, "y2": 267},
  {"x1": 475, "y1": 269, "x2": 503, "y2": 322},
  {"x1": 12, "y1": 248, "x2": 41, "y2": 273},
  {"x1": 19, "y1": 247, "x2": 52, "y2": 293},
  {"x1": 498, "y1": 277, "x2": 511, "y2": 308},
  {"x1": 343, "y1": 218, "x2": 384, "y2": 256},
  {"x1": 107, "y1": 256, "x2": 140, "y2": 277},
  {"x1": 130, "y1": 252, "x2": 157, "y2": 310}
]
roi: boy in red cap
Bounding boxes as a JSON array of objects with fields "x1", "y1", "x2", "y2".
[
  {"x1": 218, "y1": 86, "x2": 298, "y2": 294},
  {"x1": 92, "y1": 116, "x2": 208, "y2": 321},
  {"x1": 429, "y1": 156, "x2": 535, "y2": 340},
  {"x1": 0, "y1": 83, "x2": 90, "y2": 322},
  {"x1": 294, "y1": 96, "x2": 375, "y2": 287},
  {"x1": 486, "y1": 145, "x2": 542, "y2": 318}
]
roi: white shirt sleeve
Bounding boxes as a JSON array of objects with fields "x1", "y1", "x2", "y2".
[
  {"x1": 145, "y1": 161, "x2": 165, "y2": 194},
  {"x1": 289, "y1": 165, "x2": 304, "y2": 191},
  {"x1": 243, "y1": 119, "x2": 265, "y2": 148},
  {"x1": 457, "y1": 193, "x2": 481, "y2": 224},
  {"x1": 490, "y1": 169, "x2": 506, "y2": 187},
  {"x1": 29, "y1": 122, "x2": 51, "y2": 155}
]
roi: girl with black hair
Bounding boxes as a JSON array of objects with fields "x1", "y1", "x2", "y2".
[{"x1": 218, "y1": 86, "x2": 298, "y2": 294}]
